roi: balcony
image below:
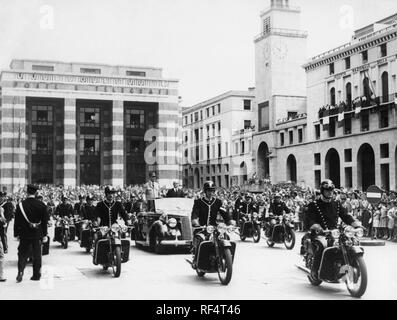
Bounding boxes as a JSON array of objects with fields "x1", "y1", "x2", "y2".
[
  {"x1": 276, "y1": 113, "x2": 307, "y2": 125},
  {"x1": 254, "y1": 28, "x2": 308, "y2": 42}
]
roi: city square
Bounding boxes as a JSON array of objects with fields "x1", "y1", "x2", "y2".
[{"x1": 0, "y1": 0, "x2": 397, "y2": 303}]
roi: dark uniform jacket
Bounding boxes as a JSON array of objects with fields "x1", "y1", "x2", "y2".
[
  {"x1": 81, "y1": 204, "x2": 97, "y2": 222},
  {"x1": 306, "y1": 199, "x2": 355, "y2": 230},
  {"x1": 269, "y1": 201, "x2": 290, "y2": 216},
  {"x1": 166, "y1": 188, "x2": 185, "y2": 198},
  {"x1": 14, "y1": 197, "x2": 48, "y2": 239},
  {"x1": 55, "y1": 203, "x2": 74, "y2": 218},
  {"x1": 0, "y1": 201, "x2": 15, "y2": 222},
  {"x1": 95, "y1": 200, "x2": 129, "y2": 227},
  {"x1": 74, "y1": 202, "x2": 84, "y2": 218},
  {"x1": 191, "y1": 197, "x2": 230, "y2": 226},
  {"x1": 238, "y1": 202, "x2": 258, "y2": 217}
]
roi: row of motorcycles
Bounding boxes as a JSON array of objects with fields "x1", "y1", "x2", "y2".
[{"x1": 52, "y1": 215, "x2": 133, "y2": 278}]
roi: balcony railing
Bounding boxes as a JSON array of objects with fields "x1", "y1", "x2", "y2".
[
  {"x1": 318, "y1": 93, "x2": 397, "y2": 118},
  {"x1": 276, "y1": 113, "x2": 307, "y2": 125},
  {"x1": 255, "y1": 28, "x2": 308, "y2": 41}
]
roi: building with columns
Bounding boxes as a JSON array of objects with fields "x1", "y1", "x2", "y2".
[{"x1": 0, "y1": 59, "x2": 182, "y2": 192}]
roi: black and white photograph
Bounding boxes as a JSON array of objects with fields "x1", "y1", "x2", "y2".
[{"x1": 0, "y1": 0, "x2": 397, "y2": 306}]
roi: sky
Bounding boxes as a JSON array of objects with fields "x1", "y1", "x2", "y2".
[{"x1": 1, "y1": 0, "x2": 397, "y2": 107}]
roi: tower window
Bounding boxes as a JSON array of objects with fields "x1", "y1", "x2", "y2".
[{"x1": 263, "y1": 17, "x2": 271, "y2": 34}]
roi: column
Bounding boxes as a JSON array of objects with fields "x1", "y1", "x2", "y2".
[
  {"x1": 0, "y1": 95, "x2": 27, "y2": 192},
  {"x1": 111, "y1": 100, "x2": 124, "y2": 187},
  {"x1": 157, "y1": 102, "x2": 182, "y2": 188},
  {"x1": 63, "y1": 98, "x2": 77, "y2": 186}
]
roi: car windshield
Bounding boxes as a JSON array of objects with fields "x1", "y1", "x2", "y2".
[{"x1": 154, "y1": 198, "x2": 194, "y2": 216}]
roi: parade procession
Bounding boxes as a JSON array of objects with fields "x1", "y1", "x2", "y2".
[{"x1": 1, "y1": 0, "x2": 397, "y2": 302}]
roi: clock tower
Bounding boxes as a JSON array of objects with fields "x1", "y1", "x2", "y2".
[{"x1": 253, "y1": 0, "x2": 308, "y2": 181}]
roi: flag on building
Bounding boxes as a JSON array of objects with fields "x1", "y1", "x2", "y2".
[
  {"x1": 354, "y1": 98, "x2": 362, "y2": 118},
  {"x1": 337, "y1": 110, "x2": 345, "y2": 128},
  {"x1": 322, "y1": 110, "x2": 330, "y2": 131}
]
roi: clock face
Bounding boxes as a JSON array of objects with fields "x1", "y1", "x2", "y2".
[
  {"x1": 263, "y1": 42, "x2": 271, "y2": 62},
  {"x1": 272, "y1": 42, "x2": 288, "y2": 60}
]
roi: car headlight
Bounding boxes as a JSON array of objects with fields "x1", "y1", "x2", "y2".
[
  {"x1": 253, "y1": 212, "x2": 258, "y2": 218},
  {"x1": 168, "y1": 218, "x2": 177, "y2": 229},
  {"x1": 206, "y1": 225, "x2": 215, "y2": 234},
  {"x1": 344, "y1": 226, "x2": 355, "y2": 238},
  {"x1": 111, "y1": 224, "x2": 120, "y2": 233},
  {"x1": 355, "y1": 228, "x2": 364, "y2": 238},
  {"x1": 331, "y1": 229, "x2": 340, "y2": 239},
  {"x1": 217, "y1": 223, "x2": 227, "y2": 234},
  {"x1": 82, "y1": 223, "x2": 87, "y2": 229}
]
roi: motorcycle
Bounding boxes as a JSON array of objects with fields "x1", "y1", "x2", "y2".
[
  {"x1": 264, "y1": 213, "x2": 295, "y2": 250},
  {"x1": 300, "y1": 225, "x2": 367, "y2": 298},
  {"x1": 238, "y1": 212, "x2": 261, "y2": 243},
  {"x1": 92, "y1": 223, "x2": 131, "y2": 278},
  {"x1": 186, "y1": 223, "x2": 237, "y2": 285},
  {"x1": 80, "y1": 220, "x2": 95, "y2": 253},
  {"x1": 54, "y1": 217, "x2": 73, "y2": 249},
  {"x1": 74, "y1": 216, "x2": 84, "y2": 241}
]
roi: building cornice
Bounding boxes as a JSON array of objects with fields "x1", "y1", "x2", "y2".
[{"x1": 303, "y1": 24, "x2": 397, "y2": 71}]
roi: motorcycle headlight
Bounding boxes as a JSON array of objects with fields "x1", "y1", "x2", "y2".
[
  {"x1": 111, "y1": 224, "x2": 120, "y2": 233},
  {"x1": 217, "y1": 223, "x2": 227, "y2": 234},
  {"x1": 331, "y1": 229, "x2": 340, "y2": 239},
  {"x1": 355, "y1": 228, "x2": 364, "y2": 238},
  {"x1": 206, "y1": 225, "x2": 215, "y2": 234},
  {"x1": 168, "y1": 218, "x2": 177, "y2": 229},
  {"x1": 344, "y1": 226, "x2": 355, "y2": 238}
]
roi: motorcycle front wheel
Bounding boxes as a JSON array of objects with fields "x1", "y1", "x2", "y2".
[
  {"x1": 253, "y1": 225, "x2": 261, "y2": 243},
  {"x1": 112, "y1": 246, "x2": 122, "y2": 278},
  {"x1": 63, "y1": 232, "x2": 68, "y2": 249},
  {"x1": 284, "y1": 229, "x2": 296, "y2": 250},
  {"x1": 266, "y1": 239, "x2": 275, "y2": 247},
  {"x1": 217, "y1": 248, "x2": 233, "y2": 285},
  {"x1": 345, "y1": 256, "x2": 368, "y2": 298},
  {"x1": 196, "y1": 270, "x2": 205, "y2": 277}
]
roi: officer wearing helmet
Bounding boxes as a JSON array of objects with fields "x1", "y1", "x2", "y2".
[
  {"x1": 264, "y1": 192, "x2": 290, "y2": 237},
  {"x1": 191, "y1": 181, "x2": 234, "y2": 227},
  {"x1": 304, "y1": 179, "x2": 361, "y2": 281},
  {"x1": 95, "y1": 187, "x2": 131, "y2": 227},
  {"x1": 55, "y1": 195, "x2": 73, "y2": 218}
]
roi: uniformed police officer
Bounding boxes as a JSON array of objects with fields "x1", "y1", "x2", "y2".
[
  {"x1": 14, "y1": 184, "x2": 48, "y2": 282},
  {"x1": 81, "y1": 195, "x2": 97, "y2": 222},
  {"x1": 55, "y1": 196, "x2": 74, "y2": 218},
  {"x1": 305, "y1": 179, "x2": 361, "y2": 281},
  {"x1": 95, "y1": 187, "x2": 131, "y2": 227},
  {"x1": 0, "y1": 191, "x2": 15, "y2": 254},
  {"x1": 264, "y1": 193, "x2": 291, "y2": 236}
]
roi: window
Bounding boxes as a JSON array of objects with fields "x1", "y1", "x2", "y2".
[
  {"x1": 244, "y1": 100, "x2": 251, "y2": 110},
  {"x1": 258, "y1": 101, "x2": 270, "y2": 131},
  {"x1": 32, "y1": 65, "x2": 54, "y2": 72},
  {"x1": 206, "y1": 108, "x2": 209, "y2": 118},
  {"x1": 361, "y1": 111, "x2": 369, "y2": 132},
  {"x1": 344, "y1": 114, "x2": 352, "y2": 135},
  {"x1": 200, "y1": 127, "x2": 203, "y2": 141},
  {"x1": 194, "y1": 129, "x2": 199, "y2": 142},
  {"x1": 32, "y1": 105, "x2": 53, "y2": 126},
  {"x1": 289, "y1": 131, "x2": 293, "y2": 144},
  {"x1": 218, "y1": 144, "x2": 222, "y2": 158},
  {"x1": 344, "y1": 149, "x2": 352, "y2": 162},
  {"x1": 235, "y1": 142, "x2": 239, "y2": 155},
  {"x1": 218, "y1": 104, "x2": 221, "y2": 113},
  {"x1": 361, "y1": 50, "x2": 368, "y2": 64},
  {"x1": 381, "y1": 72, "x2": 389, "y2": 102},
  {"x1": 225, "y1": 164, "x2": 229, "y2": 172},
  {"x1": 329, "y1": 63, "x2": 335, "y2": 75},
  {"x1": 280, "y1": 132, "x2": 285, "y2": 146},
  {"x1": 380, "y1": 43, "x2": 387, "y2": 57},
  {"x1": 211, "y1": 165, "x2": 216, "y2": 174},
  {"x1": 217, "y1": 164, "x2": 222, "y2": 173},
  {"x1": 330, "y1": 87, "x2": 336, "y2": 106},
  {"x1": 217, "y1": 122, "x2": 221, "y2": 135},
  {"x1": 206, "y1": 125, "x2": 210, "y2": 138},
  {"x1": 263, "y1": 17, "x2": 271, "y2": 34},
  {"x1": 80, "y1": 68, "x2": 101, "y2": 74},
  {"x1": 206, "y1": 165, "x2": 210, "y2": 174},
  {"x1": 298, "y1": 128, "x2": 303, "y2": 143},
  {"x1": 363, "y1": 77, "x2": 371, "y2": 100},
  {"x1": 80, "y1": 134, "x2": 100, "y2": 155},
  {"x1": 244, "y1": 120, "x2": 251, "y2": 130},
  {"x1": 80, "y1": 107, "x2": 100, "y2": 128},
  {"x1": 194, "y1": 112, "x2": 199, "y2": 122},
  {"x1": 241, "y1": 140, "x2": 245, "y2": 154},
  {"x1": 207, "y1": 145, "x2": 210, "y2": 159},
  {"x1": 184, "y1": 149, "x2": 188, "y2": 158},
  {"x1": 195, "y1": 146, "x2": 199, "y2": 162},
  {"x1": 32, "y1": 132, "x2": 53, "y2": 155},
  {"x1": 212, "y1": 106, "x2": 215, "y2": 116},
  {"x1": 184, "y1": 133, "x2": 188, "y2": 143},
  {"x1": 380, "y1": 144, "x2": 389, "y2": 158},
  {"x1": 315, "y1": 124, "x2": 320, "y2": 140},
  {"x1": 127, "y1": 138, "x2": 144, "y2": 155},
  {"x1": 190, "y1": 114, "x2": 193, "y2": 123},
  {"x1": 346, "y1": 83, "x2": 352, "y2": 106},
  {"x1": 126, "y1": 70, "x2": 146, "y2": 77},
  {"x1": 379, "y1": 107, "x2": 389, "y2": 128},
  {"x1": 200, "y1": 110, "x2": 203, "y2": 120},
  {"x1": 345, "y1": 57, "x2": 351, "y2": 70},
  {"x1": 212, "y1": 123, "x2": 216, "y2": 137},
  {"x1": 314, "y1": 153, "x2": 321, "y2": 166},
  {"x1": 126, "y1": 109, "x2": 144, "y2": 129}
]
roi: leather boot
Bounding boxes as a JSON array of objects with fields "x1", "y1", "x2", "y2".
[{"x1": 0, "y1": 259, "x2": 6, "y2": 281}]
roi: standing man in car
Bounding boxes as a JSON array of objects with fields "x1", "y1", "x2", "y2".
[{"x1": 144, "y1": 172, "x2": 161, "y2": 211}]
